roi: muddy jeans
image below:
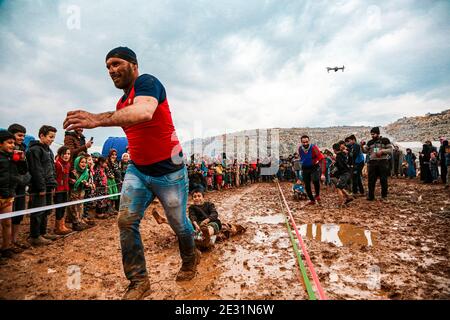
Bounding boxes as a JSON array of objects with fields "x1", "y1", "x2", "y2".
[{"x1": 118, "y1": 164, "x2": 194, "y2": 282}]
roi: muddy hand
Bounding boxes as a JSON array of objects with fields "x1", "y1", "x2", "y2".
[{"x1": 63, "y1": 110, "x2": 98, "y2": 130}]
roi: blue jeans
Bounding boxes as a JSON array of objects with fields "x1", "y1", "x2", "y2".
[{"x1": 118, "y1": 164, "x2": 195, "y2": 281}]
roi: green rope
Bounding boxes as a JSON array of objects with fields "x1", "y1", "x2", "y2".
[
  {"x1": 285, "y1": 216, "x2": 317, "y2": 300},
  {"x1": 277, "y1": 188, "x2": 316, "y2": 300}
]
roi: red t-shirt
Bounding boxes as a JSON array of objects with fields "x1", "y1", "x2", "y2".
[{"x1": 116, "y1": 74, "x2": 182, "y2": 167}]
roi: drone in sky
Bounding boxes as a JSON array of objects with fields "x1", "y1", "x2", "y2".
[{"x1": 327, "y1": 65, "x2": 345, "y2": 73}]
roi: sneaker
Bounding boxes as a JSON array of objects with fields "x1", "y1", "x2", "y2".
[
  {"x1": 122, "y1": 279, "x2": 151, "y2": 300},
  {"x1": 29, "y1": 236, "x2": 52, "y2": 246},
  {"x1": 0, "y1": 248, "x2": 15, "y2": 258},
  {"x1": 72, "y1": 223, "x2": 89, "y2": 232},
  {"x1": 13, "y1": 241, "x2": 31, "y2": 250},
  {"x1": 176, "y1": 249, "x2": 201, "y2": 281},
  {"x1": 305, "y1": 200, "x2": 316, "y2": 206},
  {"x1": 82, "y1": 218, "x2": 96, "y2": 226},
  {"x1": 314, "y1": 195, "x2": 321, "y2": 203},
  {"x1": 42, "y1": 234, "x2": 60, "y2": 241},
  {"x1": 11, "y1": 246, "x2": 24, "y2": 254},
  {"x1": 344, "y1": 197, "x2": 354, "y2": 205}
]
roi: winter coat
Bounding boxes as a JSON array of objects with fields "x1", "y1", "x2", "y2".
[
  {"x1": 0, "y1": 151, "x2": 20, "y2": 198},
  {"x1": 26, "y1": 141, "x2": 57, "y2": 192}
]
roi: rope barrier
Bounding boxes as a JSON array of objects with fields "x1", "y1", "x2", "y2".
[
  {"x1": 276, "y1": 180, "x2": 328, "y2": 300},
  {"x1": 0, "y1": 193, "x2": 121, "y2": 220},
  {"x1": 276, "y1": 189, "x2": 316, "y2": 299}
]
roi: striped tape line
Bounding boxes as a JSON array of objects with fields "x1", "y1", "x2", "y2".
[{"x1": 0, "y1": 193, "x2": 121, "y2": 220}]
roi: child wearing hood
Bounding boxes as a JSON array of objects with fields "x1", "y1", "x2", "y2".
[{"x1": 67, "y1": 155, "x2": 92, "y2": 231}]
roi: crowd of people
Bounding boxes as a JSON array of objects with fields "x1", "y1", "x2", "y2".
[{"x1": 0, "y1": 124, "x2": 130, "y2": 260}]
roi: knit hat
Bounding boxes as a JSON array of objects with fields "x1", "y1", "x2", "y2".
[
  {"x1": 105, "y1": 46, "x2": 138, "y2": 65},
  {"x1": 0, "y1": 130, "x2": 14, "y2": 143},
  {"x1": 370, "y1": 127, "x2": 380, "y2": 134}
]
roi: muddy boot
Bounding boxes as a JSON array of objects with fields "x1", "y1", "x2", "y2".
[
  {"x1": 29, "y1": 236, "x2": 52, "y2": 247},
  {"x1": 0, "y1": 248, "x2": 15, "y2": 259},
  {"x1": 72, "y1": 223, "x2": 89, "y2": 232},
  {"x1": 200, "y1": 226, "x2": 212, "y2": 248},
  {"x1": 55, "y1": 220, "x2": 72, "y2": 235},
  {"x1": 176, "y1": 249, "x2": 201, "y2": 281},
  {"x1": 42, "y1": 233, "x2": 60, "y2": 241},
  {"x1": 122, "y1": 279, "x2": 151, "y2": 300}
]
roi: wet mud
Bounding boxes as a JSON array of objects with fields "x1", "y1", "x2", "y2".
[{"x1": 0, "y1": 179, "x2": 449, "y2": 300}]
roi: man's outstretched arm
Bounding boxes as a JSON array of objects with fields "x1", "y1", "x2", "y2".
[{"x1": 63, "y1": 96, "x2": 157, "y2": 130}]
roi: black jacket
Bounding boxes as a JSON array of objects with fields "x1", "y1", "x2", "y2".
[
  {"x1": 26, "y1": 141, "x2": 57, "y2": 192},
  {"x1": 0, "y1": 151, "x2": 20, "y2": 198},
  {"x1": 334, "y1": 152, "x2": 350, "y2": 177},
  {"x1": 188, "y1": 201, "x2": 222, "y2": 228}
]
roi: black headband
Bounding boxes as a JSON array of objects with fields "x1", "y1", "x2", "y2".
[{"x1": 105, "y1": 46, "x2": 138, "y2": 65}]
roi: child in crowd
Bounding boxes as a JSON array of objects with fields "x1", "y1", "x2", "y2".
[
  {"x1": 26, "y1": 125, "x2": 58, "y2": 246},
  {"x1": 292, "y1": 179, "x2": 307, "y2": 200},
  {"x1": 94, "y1": 156, "x2": 111, "y2": 219},
  {"x1": 82, "y1": 154, "x2": 96, "y2": 226},
  {"x1": 430, "y1": 151, "x2": 439, "y2": 183},
  {"x1": 215, "y1": 163, "x2": 223, "y2": 191},
  {"x1": 120, "y1": 152, "x2": 130, "y2": 180},
  {"x1": 67, "y1": 155, "x2": 91, "y2": 231},
  {"x1": 332, "y1": 142, "x2": 354, "y2": 208},
  {"x1": 107, "y1": 149, "x2": 120, "y2": 213},
  {"x1": 0, "y1": 130, "x2": 20, "y2": 258},
  {"x1": 54, "y1": 146, "x2": 72, "y2": 235},
  {"x1": 8, "y1": 124, "x2": 31, "y2": 250},
  {"x1": 206, "y1": 165, "x2": 214, "y2": 191},
  {"x1": 224, "y1": 167, "x2": 232, "y2": 189}
]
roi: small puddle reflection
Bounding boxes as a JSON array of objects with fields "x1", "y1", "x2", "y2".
[
  {"x1": 299, "y1": 223, "x2": 376, "y2": 247},
  {"x1": 247, "y1": 214, "x2": 285, "y2": 224}
]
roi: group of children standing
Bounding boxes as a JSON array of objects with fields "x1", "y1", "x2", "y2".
[{"x1": 0, "y1": 124, "x2": 130, "y2": 261}]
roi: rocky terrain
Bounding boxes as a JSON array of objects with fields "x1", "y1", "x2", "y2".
[
  {"x1": 182, "y1": 109, "x2": 450, "y2": 159},
  {"x1": 384, "y1": 109, "x2": 450, "y2": 142}
]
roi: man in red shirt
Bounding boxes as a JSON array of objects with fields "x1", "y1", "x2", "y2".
[
  {"x1": 63, "y1": 47, "x2": 199, "y2": 300},
  {"x1": 298, "y1": 135, "x2": 326, "y2": 205}
]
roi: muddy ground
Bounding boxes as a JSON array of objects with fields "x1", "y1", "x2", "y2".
[{"x1": 0, "y1": 178, "x2": 449, "y2": 300}]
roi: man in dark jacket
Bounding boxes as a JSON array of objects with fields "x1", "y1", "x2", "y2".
[
  {"x1": 7, "y1": 124, "x2": 31, "y2": 249},
  {"x1": 26, "y1": 125, "x2": 58, "y2": 246},
  {"x1": 362, "y1": 127, "x2": 393, "y2": 201},
  {"x1": 188, "y1": 189, "x2": 222, "y2": 248},
  {"x1": 64, "y1": 128, "x2": 92, "y2": 163}
]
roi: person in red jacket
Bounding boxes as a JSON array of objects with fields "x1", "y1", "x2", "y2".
[
  {"x1": 298, "y1": 135, "x2": 326, "y2": 205},
  {"x1": 54, "y1": 146, "x2": 72, "y2": 235}
]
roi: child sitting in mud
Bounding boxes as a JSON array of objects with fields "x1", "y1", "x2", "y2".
[
  {"x1": 188, "y1": 189, "x2": 222, "y2": 249},
  {"x1": 292, "y1": 179, "x2": 307, "y2": 200},
  {"x1": 151, "y1": 189, "x2": 246, "y2": 250}
]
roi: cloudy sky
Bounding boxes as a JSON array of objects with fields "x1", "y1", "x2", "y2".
[{"x1": 1, "y1": 0, "x2": 449, "y2": 148}]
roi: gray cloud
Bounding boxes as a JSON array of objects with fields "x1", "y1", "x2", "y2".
[{"x1": 1, "y1": 0, "x2": 449, "y2": 147}]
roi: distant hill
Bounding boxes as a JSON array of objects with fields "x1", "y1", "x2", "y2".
[
  {"x1": 182, "y1": 109, "x2": 450, "y2": 159},
  {"x1": 384, "y1": 109, "x2": 450, "y2": 142}
]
